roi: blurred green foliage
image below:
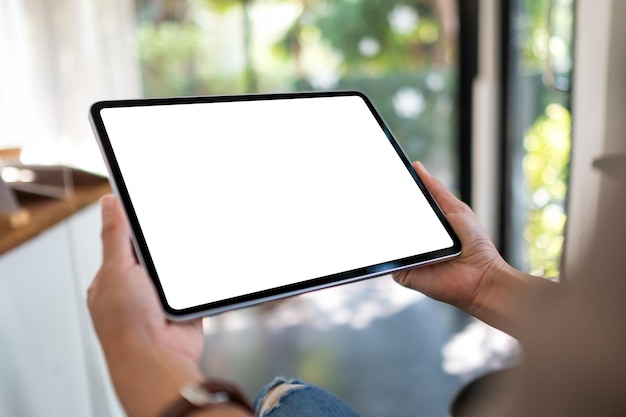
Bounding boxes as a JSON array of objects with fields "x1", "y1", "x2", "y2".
[
  {"x1": 134, "y1": 0, "x2": 574, "y2": 277},
  {"x1": 134, "y1": 0, "x2": 459, "y2": 184},
  {"x1": 517, "y1": 0, "x2": 574, "y2": 277},
  {"x1": 523, "y1": 104, "x2": 570, "y2": 277}
]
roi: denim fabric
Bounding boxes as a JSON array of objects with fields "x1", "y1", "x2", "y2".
[{"x1": 254, "y1": 377, "x2": 362, "y2": 417}]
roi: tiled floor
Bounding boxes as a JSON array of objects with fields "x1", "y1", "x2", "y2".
[{"x1": 200, "y1": 276, "x2": 519, "y2": 417}]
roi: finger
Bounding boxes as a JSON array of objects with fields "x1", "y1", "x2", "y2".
[
  {"x1": 413, "y1": 161, "x2": 435, "y2": 189},
  {"x1": 413, "y1": 161, "x2": 466, "y2": 215},
  {"x1": 413, "y1": 162, "x2": 450, "y2": 208},
  {"x1": 100, "y1": 195, "x2": 135, "y2": 267},
  {"x1": 413, "y1": 161, "x2": 450, "y2": 203}
]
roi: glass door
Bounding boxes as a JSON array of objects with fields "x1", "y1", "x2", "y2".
[
  {"x1": 134, "y1": 0, "x2": 466, "y2": 192},
  {"x1": 500, "y1": 0, "x2": 576, "y2": 277}
]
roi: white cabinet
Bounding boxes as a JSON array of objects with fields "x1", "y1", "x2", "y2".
[{"x1": 0, "y1": 204, "x2": 124, "y2": 417}]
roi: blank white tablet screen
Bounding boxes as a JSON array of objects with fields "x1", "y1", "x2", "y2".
[{"x1": 100, "y1": 95, "x2": 454, "y2": 311}]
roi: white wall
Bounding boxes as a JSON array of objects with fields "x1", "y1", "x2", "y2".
[
  {"x1": 0, "y1": 224, "x2": 92, "y2": 416},
  {"x1": 0, "y1": 205, "x2": 125, "y2": 417},
  {"x1": 472, "y1": 0, "x2": 501, "y2": 242},
  {"x1": 563, "y1": 0, "x2": 626, "y2": 278}
]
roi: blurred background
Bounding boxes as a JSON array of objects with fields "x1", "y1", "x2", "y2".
[
  {"x1": 0, "y1": 0, "x2": 576, "y2": 277},
  {"x1": 0, "y1": 0, "x2": 594, "y2": 416}
]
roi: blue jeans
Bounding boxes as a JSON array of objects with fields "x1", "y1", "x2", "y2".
[{"x1": 253, "y1": 377, "x2": 362, "y2": 417}]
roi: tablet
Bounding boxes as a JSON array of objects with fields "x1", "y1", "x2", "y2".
[{"x1": 89, "y1": 91, "x2": 461, "y2": 320}]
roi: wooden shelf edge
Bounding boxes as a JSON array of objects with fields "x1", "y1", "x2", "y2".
[{"x1": 0, "y1": 182, "x2": 111, "y2": 256}]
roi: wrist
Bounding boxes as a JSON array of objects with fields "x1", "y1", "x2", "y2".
[
  {"x1": 104, "y1": 340, "x2": 205, "y2": 417},
  {"x1": 467, "y1": 263, "x2": 546, "y2": 338}
]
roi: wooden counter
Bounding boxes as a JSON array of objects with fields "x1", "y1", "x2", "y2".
[{"x1": 0, "y1": 180, "x2": 111, "y2": 256}]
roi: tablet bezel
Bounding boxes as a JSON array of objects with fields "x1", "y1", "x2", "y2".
[{"x1": 89, "y1": 91, "x2": 462, "y2": 320}]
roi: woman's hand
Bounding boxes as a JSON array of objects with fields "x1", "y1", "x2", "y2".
[
  {"x1": 393, "y1": 161, "x2": 506, "y2": 311},
  {"x1": 87, "y1": 196, "x2": 251, "y2": 417},
  {"x1": 393, "y1": 162, "x2": 557, "y2": 337},
  {"x1": 88, "y1": 195, "x2": 203, "y2": 365}
]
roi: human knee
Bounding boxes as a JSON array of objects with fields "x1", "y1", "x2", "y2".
[
  {"x1": 257, "y1": 378, "x2": 308, "y2": 416},
  {"x1": 254, "y1": 377, "x2": 361, "y2": 417}
]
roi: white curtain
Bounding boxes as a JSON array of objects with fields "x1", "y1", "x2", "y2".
[{"x1": 0, "y1": 0, "x2": 141, "y2": 170}]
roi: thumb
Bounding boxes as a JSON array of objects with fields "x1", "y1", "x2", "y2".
[
  {"x1": 100, "y1": 195, "x2": 136, "y2": 267},
  {"x1": 413, "y1": 161, "x2": 464, "y2": 216}
]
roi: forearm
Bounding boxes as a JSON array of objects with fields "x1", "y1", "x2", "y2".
[
  {"x1": 103, "y1": 340, "x2": 251, "y2": 417},
  {"x1": 467, "y1": 264, "x2": 560, "y2": 338}
]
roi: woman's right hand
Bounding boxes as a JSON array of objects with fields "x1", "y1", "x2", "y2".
[{"x1": 393, "y1": 162, "x2": 556, "y2": 337}]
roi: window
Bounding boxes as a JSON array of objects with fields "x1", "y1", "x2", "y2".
[
  {"x1": 499, "y1": 0, "x2": 576, "y2": 277},
  {"x1": 134, "y1": 0, "x2": 465, "y2": 192}
]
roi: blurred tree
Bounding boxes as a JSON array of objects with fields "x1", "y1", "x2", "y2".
[
  {"x1": 274, "y1": 0, "x2": 456, "y2": 74},
  {"x1": 135, "y1": 0, "x2": 191, "y2": 23},
  {"x1": 135, "y1": 0, "x2": 205, "y2": 96},
  {"x1": 514, "y1": 0, "x2": 574, "y2": 276},
  {"x1": 522, "y1": 104, "x2": 571, "y2": 277},
  {"x1": 134, "y1": 0, "x2": 460, "y2": 178},
  {"x1": 272, "y1": 0, "x2": 458, "y2": 171},
  {"x1": 137, "y1": 22, "x2": 205, "y2": 96},
  {"x1": 203, "y1": 0, "x2": 259, "y2": 92}
]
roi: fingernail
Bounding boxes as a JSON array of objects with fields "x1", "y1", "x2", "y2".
[
  {"x1": 416, "y1": 161, "x2": 429, "y2": 174},
  {"x1": 100, "y1": 196, "x2": 116, "y2": 214}
]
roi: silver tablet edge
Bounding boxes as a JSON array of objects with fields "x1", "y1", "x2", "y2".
[{"x1": 163, "y1": 249, "x2": 462, "y2": 322}]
